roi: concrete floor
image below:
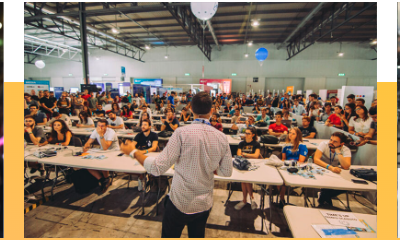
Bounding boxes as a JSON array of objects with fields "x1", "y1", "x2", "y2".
[{"x1": 24, "y1": 172, "x2": 376, "y2": 238}]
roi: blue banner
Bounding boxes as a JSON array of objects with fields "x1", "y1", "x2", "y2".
[
  {"x1": 54, "y1": 87, "x2": 64, "y2": 99},
  {"x1": 133, "y1": 78, "x2": 163, "y2": 86}
]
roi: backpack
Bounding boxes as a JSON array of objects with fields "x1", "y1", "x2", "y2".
[
  {"x1": 232, "y1": 155, "x2": 251, "y2": 171},
  {"x1": 350, "y1": 168, "x2": 377, "y2": 182},
  {"x1": 71, "y1": 169, "x2": 99, "y2": 194},
  {"x1": 158, "y1": 131, "x2": 173, "y2": 138},
  {"x1": 260, "y1": 135, "x2": 279, "y2": 144},
  {"x1": 255, "y1": 120, "x2": 267, "y2": 127}
]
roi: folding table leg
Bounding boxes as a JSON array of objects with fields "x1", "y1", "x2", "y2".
[
  {"x1": 156, "y1": 176, "x2": 162, "y2": 216},
  {"x1": 286, "y1": 186, "x2": 291, "y2": 204},
  {"x1": 269, "y1": 185, "x2": 273, "y2": 231},
  {"x1": 50, "y1": 167, "x2": 59, "y2": 200},
  {"x1": 142, "y1": 174, "x2": 146, "y2": 215},
  {"x1": 224, "y1": 182, "x2": 233, "y2": 206},
  {"x1": 303, "y1": 188, "x2": 308, "y2": 207},
  {"x1": 346, "y1": 191, "x2": 350, "y2": 210}
]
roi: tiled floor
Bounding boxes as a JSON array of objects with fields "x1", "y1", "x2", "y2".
[{"x1": 24, "y1": 172, "x2": 376, "y2": 238}]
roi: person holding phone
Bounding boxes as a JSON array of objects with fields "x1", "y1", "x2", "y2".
[
  {"x1": 313, "y1": 132, "x2": 351, "y2": 207},
  {"x1": 161, "y1": 109, "x2": 179, "y2": 132}
]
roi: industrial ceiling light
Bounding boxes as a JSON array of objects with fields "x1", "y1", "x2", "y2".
[
  {"x1": 62, "y1": 48, "x2": 68, "y2": 53},
  {"x1": 164, "y1": 47, "x2": 168, "y2": 59},
  {"x1": 371, "y1": 39, "x2": 377, "y2": 45},
  {"x1": 244, "y1": 53, "x2": 249, "y2": 58},
  {"x1": 247, "y1": 41, "x2": 253, "y2": 47},
  {"x1": 145, "y1": 45, "x2": 151, "y2": 50},
  {"x1": 111, "y1": 28, "x2": 120, "y2": 34},
  {"x1": 337, "y1": 42, "x2": 344, "y2": 57},
  {"x1": 251, "y1": 20, "x2": 260, "y2": 27},
  {"x1": 164, "y1": 55, "x2": 168, "y2": 59}
]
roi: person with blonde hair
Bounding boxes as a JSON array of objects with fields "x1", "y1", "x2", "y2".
[{"x1": 278, "y1": 127, "x2": 308, "y2": 208}]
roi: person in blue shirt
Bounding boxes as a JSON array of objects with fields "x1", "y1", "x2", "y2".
[
  {"x1": 256, "y1": 108, "x2": 270, "y2": 125},
  {"x1": 278, "y1": 127, "x2": 308, "y2": 208},
  {"x1": 167, "y1": 91, "x2": 175, "y2": 107}
]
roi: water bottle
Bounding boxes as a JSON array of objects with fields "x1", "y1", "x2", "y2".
[{"x1": 307, "y1": 156, "x2": 313, "y2": 172}]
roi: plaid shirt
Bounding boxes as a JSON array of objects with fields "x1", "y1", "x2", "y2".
[{"x1": 144, "y1": 118, "x2": 233, "y2": 214}]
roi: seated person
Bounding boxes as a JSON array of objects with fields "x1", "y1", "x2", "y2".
[
  {"x1": 129, "y1": 101, "x2": 139, "y2": 112},
  {"x1": 28, "y1": 104, "x2": 47, "y2": 126},
  {"x1": 139, "y1": 104, "x2": 153, "y2": 120},
  {"x1": 234, "y1": 127, "x2": 260, "y2": 210},
  {"x1": 320, "y1": 103, "x2": 333, "y2": 122},
  {"x1": 267, "y1": 103, "x2": 275, "y2": 115},
  {"x1": 83, "y1": 119, "x2": 120, "y2": 193},
  {"x1": 107, "y1": 112, "x2": 125, "y2": 129},
  {"x1": 161, "y1": 109, "x2": 179, "y2": 132},
  {"x1": 256, "y1": 108, "x2": 270, "y2": 125},
  {"x1": 231, "y1": 109, "x2": 244, "y2": 124},
  {"x1": 24, "y1": 115, "x2": 47, "y2": 175},
  {"x1": 279, "y1": 127, "x2": 308, "y2": 207},
  {"x1": 128, "y1": 119, "x2": 159, "y2": 191},
  {"x1": 292, "y1": 99, "x2": 307, "y2": 115},
  {"x1": 252, "y1": 105, "x2": 261, "y2": 114},
  {"x1": 282, "y1": 109, "x2": 290, "y2": 120},
  {"x1": 77, "y1": 111, "x2": 95, "y2": 128},
  {"x1": 111, "y1": 103, "x2": 122, "y2": 116},
  {"x1": 357, "y1": 106, "x2": 377, "y2": 146},
  {"x1": 121, "y1": 105, "x2": 133, "y2": 119},
  {"x1": 179, "y1": 108, "x2": 192, "y2": 122},
  {"x1": 228, "y1": 105, "x2": 238, "y2": 117},
  {"x1": 47, "y1": 112, "x2": 72, "y2": 127},
  {"x1": 268, "y1": 111, "x2": 288, "y2": 136},
  {"x1": 39, "y1": 120, "x2": 73, "y2": 146},
  {"x1": 94, "y1": 104, "x2": 106, "y2": 117},
  {"x1": 325, "y1": 106, "x2": 343, "y2": 128},
  {"x1": 299, "y1": 116, "x2": 316, "y2": 139},
  {"x1": 223, "y1": 102, "x2": 232, "y2": 113},
  {"x1": 313, "y1": 132, "x2": 351, "y2": 206},
  {"x1": 348, "y1": 105, "x2": 372, "y2": 137},
  {"x1": 210, "y1": 114, "x2": 223, "y2": 131},
  {"x1": 212, "y1": 113, "x2": 222, "y2": 124},
  {"x1": 355, "y1": 98, "x2": 365, "y2": 107},
  {"x1": 82, "y1": 106, "x2": 93, "y2": 116}
]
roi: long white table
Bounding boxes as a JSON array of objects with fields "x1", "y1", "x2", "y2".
[{"x1": 283, "y1": 205, "x2": 377, "y2": 238}]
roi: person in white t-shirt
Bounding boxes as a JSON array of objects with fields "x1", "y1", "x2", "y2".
[
  {"x1": 46, "y1": 112, "x2": 72, "y2": 127},
  {"x1": 76, "y1": 111, "x2": 95, "y2": 128},
  {"x1": 313, "y1": 132, "x2": 351, "y2": 206},
  {"x1": 348, "y1": 105, "x2": 372, "y2": 137},
  {"x1": 83, "y1": 119, "x2": 120, "y2": 193},
  {"x1": 107, "y1": 112, "x2": 124, "y2": 129},
  {"x1": 133, "y1": 93, "x2": 140, "y2": 106}
]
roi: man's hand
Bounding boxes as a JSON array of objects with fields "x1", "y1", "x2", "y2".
[
  {"x1": 25, "y1": 126, "x2": 32, "y2": 133},
  {"x1": 96, "y1": 126, "x2": 105, "y2": 137},
  {"x1": 120, "y1": 139, "x2": 136, "y2": 155},
  {"x1": 161, "y1": 118, "x2": 166, "y2": 124},
  {"x1": 330, "y1": 166, "x2": 341, "y2": 173},
  {"x1": 356, "y1": 140, "x2": 368, "y2": 147},
  {"x1": 83, "y1": 145, "x2": 90, "y2": 153}
]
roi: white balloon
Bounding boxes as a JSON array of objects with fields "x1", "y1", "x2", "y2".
[
  {"x1": 190, "y1": 2, "x2": 218, "y2": 21},
  {"x1": 35, "y1": 60, "x2": 45, "y2": 69}
]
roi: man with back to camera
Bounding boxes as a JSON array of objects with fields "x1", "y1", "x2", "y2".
[
  {"x1": 313, "y1": 132, "x2": 351, "y2": 206},
  {"x1": 299, "y1": 116, "x2": 316, "y2": 139},
  {"x1": 347, "y1": 94, "x2": 355, "y2": 104},
  {"x1": 83, "y1": 119, "x2": 120, "y2": 193},
  {"x1": 120, "y1": 91, "x2": 232, "y2": 238},
  {"x1": 268, "y1": 111, "x2": 288, "y2": 136},
  {"x1": 168, "y1": 91, "x2": 175, "y2": 107},
  {"x1": 107, "y1": 111, "x2": 124, "y2": 129}
]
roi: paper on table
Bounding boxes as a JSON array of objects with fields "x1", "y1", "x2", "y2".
[
  {"x1": 312, "y1": 225, "x2": 358, "y2": 238},
  {"x1": 320, "y1": 210, "x2": 366, "y2": 229}
]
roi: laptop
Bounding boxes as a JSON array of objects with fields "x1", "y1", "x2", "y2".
[{"x1": 281, "y1": 120, "x2": 292, "y2": 129}]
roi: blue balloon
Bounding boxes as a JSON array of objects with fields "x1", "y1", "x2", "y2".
[{"x1": 255, "y1": 48, "x2": 268, "y2": 62}]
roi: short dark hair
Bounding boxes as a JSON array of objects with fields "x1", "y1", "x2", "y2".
[
  {"x1": 44, "y1": 90, "x2": 49, "y2": 92},
  {"x1": 310, "y1": 93, "x2": 318, "y2": 98},
  {"x1": 324, "y1": 102, "x2": 331, "y2": 107},
  {"x1": 246, "y1": 127, "x2": 257, "y2": 141},
  {"x1": 25, "y1": 115, "x2": 36, "y2": 122},
  {"x1": 52, "y1": 112, "x2": 60, "y2": 117},
  {"x1": 331, "y1": 132, "x2": 346, "y2": 143},
  {"x1": 330, "y1": 96, "x2": 336, "y2": 99},
  {"x1": 141, "y1": 118, "x2": 152, "y2": 126},
  {"x1": 302, "y1": 116, "x2": 311, "y2": 122},
  {"x1": 97, "y1": 119, "x2": 108, "y2": 125},
  {"x1": 191, "y1": 92, "x2": 212, "y2": 115},
  {"x1": 356, "y1": 98, "x2": 365, "y2": 104},
  {"x1": 347, "y1": 94, "x2": 355, "y2": 99},
  {"x1": 275, "y1": 111, "x2": 283, "y2": 117},
  {"x1": 24, "y1": 93, "x2": 30, "y2": 97},
  {"x1": 369, "y1": 106, "x2": 377, "y2": 115},
  {"x1": 29, "y1": 104, "x2": 38, "y2": 109}
]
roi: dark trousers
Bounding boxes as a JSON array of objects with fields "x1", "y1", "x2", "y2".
[
  {"x1": 162, "y1": 196, "x2": 210, "y2": 238},
  {"x1": 318, "y1": 189, "x2": 346, "y2": 205}
]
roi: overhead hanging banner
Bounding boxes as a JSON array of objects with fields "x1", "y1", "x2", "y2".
[
  {"x1": 199, "y1": 79, "x2": 232, "y2": 93},
  {"x1": 134, "y1": 78, "x2": 163, "y2": 86}
]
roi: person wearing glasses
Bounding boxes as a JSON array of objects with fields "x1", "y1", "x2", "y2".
[
  {"x1": 234, "y1": 127, "x2": 260, "y2": 211},
  {"x1": 348, "y1": 105, "x2": 372, "y2": 137}
]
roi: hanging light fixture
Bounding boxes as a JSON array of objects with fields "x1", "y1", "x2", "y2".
[
  {"x1": 251, "y1": 19, "x2": 260, "y2": 27},
  {"x1": 244, "y1": 53, "x2": 249, "y2": 58},
  {"x1": 337, "y1": 42, "x2": 344, "y2": 57},
  {"x1": 248, "y1": 41, "x2": 253, "y2": 47},
  {"x1": 164, "y1": 47, "x2": 169, "y2": 59}
]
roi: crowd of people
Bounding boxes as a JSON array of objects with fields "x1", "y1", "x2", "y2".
[{"x1": 24, "y1": 89, "x2": 377, "y2": 209}]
